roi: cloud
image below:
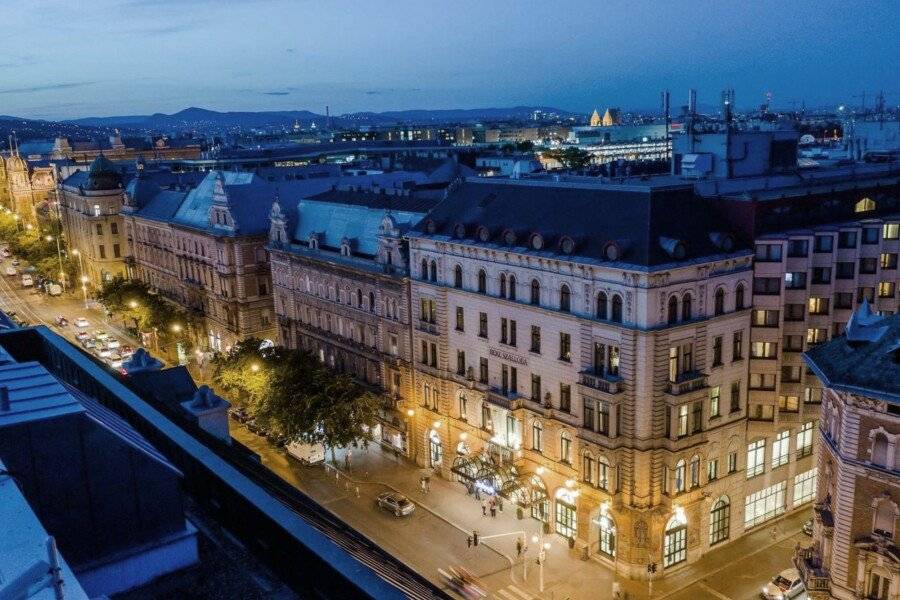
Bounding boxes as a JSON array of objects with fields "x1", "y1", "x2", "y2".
[
  {"x1": 0, "y1": 55, "x2": 40, "y2": 69},
  {"x1": 263, "y1": 91, "x2": 291, "y2": 96},
  {"x1": 0, "y1": 82, "x2": 96, "y2": 95},
  {"x1": 121, "y1": 21, "x2": 205, "y2": 35}
]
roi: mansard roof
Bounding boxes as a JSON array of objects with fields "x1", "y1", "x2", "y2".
[
  {"x1": 409, "y1": 178, "x2": 749, "y2": 268},
  {"x1": 804, "y1": 308, "x2": 900, "y2": 404}
]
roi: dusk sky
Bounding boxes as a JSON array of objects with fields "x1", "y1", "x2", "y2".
[{"x1": 3, "y1": 0, "x2": 897, "y2": 120}]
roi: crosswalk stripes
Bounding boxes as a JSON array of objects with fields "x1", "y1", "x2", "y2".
[{"x1": 494, "y1": 584, "x2": 534, "y2": 600}]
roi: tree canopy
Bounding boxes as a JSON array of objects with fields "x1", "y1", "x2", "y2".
[{"x1": 541, "y1": 147, "x2": 594, "y2": 171}]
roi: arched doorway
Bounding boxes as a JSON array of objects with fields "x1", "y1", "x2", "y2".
[
  {"x1": 428, "y1": 429, "x2": 443, "y2": 468},
  {"x1": 663, "y1": 510, "x2": 688, "y2": 567},
  {"x1": 597, "y1": 505, "x2": 616, "y2": 558},
  {"x1": 554, "y1": 487, "x2": 578, "y2": 539},
  {"x1": 529, "y1": 475, "x2": 549, "y2": 523}
]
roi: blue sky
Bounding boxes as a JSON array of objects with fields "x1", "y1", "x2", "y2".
[{"x1": 2, "y1": 0, "x2": 897, "y2": 119}]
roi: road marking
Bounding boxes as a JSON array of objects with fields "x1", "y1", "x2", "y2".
[
  {"x1": 697, "y1": 581, "x2": 732, "y2": 600},
  {"x1": 506, "y1": 584, "x2": 533, "y2": 599},
  {"x1": 494, "y1": 589, "x2": 518, "y2": 600}
]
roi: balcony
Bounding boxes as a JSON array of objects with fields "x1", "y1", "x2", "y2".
[
  {"x1": 665, "y1": 371, "x2": 708, "y2": 396},
  {"x1": 416, "y1": 321, "x2": 439, "y2": 335},
  {"x1": 578, "y1": 370, "x2": 622, "y2": 395},
  {"x1": 794, "y1": 545, "x2": 830, "y2": 598},
  {"x1": 487, "y1": 387, "x2": 523, "y2": 411}
]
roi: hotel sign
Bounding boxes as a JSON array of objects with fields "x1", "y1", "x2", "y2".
[{"x1": 489, "y1": 347, "x2": 528, "y2": 366}]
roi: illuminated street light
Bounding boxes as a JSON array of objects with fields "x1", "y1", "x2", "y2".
[
  {"x1": 45, "y1": 235, "x2": 53, "y2": 242},
  {"x1": 128, "y1": 300, "x2": 138, "y2": 309},
  {"x1": 406, "y1": 409, "x2": 415, "y2": 417},
  {"x1": 459, "y1": 432, "x2": 468, "y2": 441},
  {"x1": 250, "y1": 363, "x2": 260, "y2": 372},
  {"x1": 171, "y1": 323, "x2": 182, "y2": 333},
  {"x1": 80, "y1": 275, "x2": 88, "y2": 283},
  {"x1": 432, "y1": 420, "x2": 442, "y2": 429}
]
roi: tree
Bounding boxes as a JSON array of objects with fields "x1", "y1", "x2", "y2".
[
  {"x1": 515, "y1": 140, "x2": 534, "y2": 152},
  {"x1": 211, "y1": 337, "x2": 274, "y2": 408},
  {"x1": 541, "y1": 147, "x2": 593, "y2": 171}
]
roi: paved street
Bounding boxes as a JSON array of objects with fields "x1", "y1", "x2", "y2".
[{"x1": 231, "y1": 423, "x2": 812, "y2": 600}]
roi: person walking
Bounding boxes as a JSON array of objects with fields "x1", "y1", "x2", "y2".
[
  {"x1": 420, "y1": 477, "x2": 427, "y2": 494},
  {"x1": 516, "y1": 537, "x2": 523, "y2": 557},
  {"x1": 498, "y1": 496, "x2": 504, "y2": 512},
  {"x1": 474, "y1": 486, "x2": 481, "y2": 501},
  {"x1": 424, "y1": 476, "x2": 431, "y2": 493},
  {"x1": 481, "y1": 499, "x2": 487, "y2": 516},
  {"x1": 490, "y1": 498, "x2": 497, "y2": 518}
]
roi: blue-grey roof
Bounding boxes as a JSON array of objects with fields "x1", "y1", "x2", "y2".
[
  {"x1": 0, "y1": 361, "x2": 83, "y2": 427},
  {"x1": 294, "y1": 200, "x2": 422, "y2": 256},
  {"x1": 137, "y1": 189, "x2": 188, "y2": 222}
]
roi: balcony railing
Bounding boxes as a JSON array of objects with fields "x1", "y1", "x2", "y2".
[
  {"x1": 665, "y1": 371, "x2": 708, "y2": 395},
  {"x1": 487, "y1": 387, "x2": 523, "y2": 411},
  {"x1": 579, "y1": 370, "x2": 622, "y2": 395},
  {"x1": 416, "y1": 321, "x2": 438, "y2": 335},
  {"x1": 794, "y1": 546, "x2": 830, "y2": 594}
]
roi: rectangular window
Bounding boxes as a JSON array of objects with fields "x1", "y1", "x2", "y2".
[
  {"x1": 598, "y1": 402, "x2": 610, "y2": 435},
  {"x1": 746, "y1": 439, "x2": 766, "y2": 478},
  {"x1": 793, "y1": 468, "x2": 818, "y2": 506},
  {"x1": 457, "y1": 350, "x2": 466, "y2": 375},
  {"x1": 836, "y1": 262, "x2": 855, "y2": 280},
  {"x1": 772, "y1": 430, "x2": 790, "y2": 468},
  {"x1": 812, "y1": 267, "x2": 832, "y2": 285},
  {"x1": 838, "y1": 231, "x2": 857, "y2": 249},
  {"x1": 787, "y1": 239, "x2": 809, "y2": 257},
  {"x1": 752, "y1": 309, "x2": 780, "y2": 327},
  {"x1": 532, "y1": 421, "x2": 542, "y2": 451},
  {"x1": 110, "y1": 222, "x2": 118, "y2": 235},
  {"x1": 754, "y1": 243, "x2": 783, "y2": 262},
  {"x1": 98, "y1": 244, "x2": 106, "y2": 259},
  {"x1": 707, "y1": 459, "x2": 718, "y2": 482},
  {"x1": 884, "y1": 223, "x2": 900, "y2": 240},
  {"x1": 858, "y1": 287, "x2": 875, "y2": 303},
  {"x1": 806, "y1": 327, "x2": 828, "y2": 345},
  {"x1": 482, "y1": 405, "x2": 491, "y2": 430},
  {"x1": 834, "y1": 292, "x2": 854, "y2": 309},
  {"x1": 582, "y1": 454, "x2": 594, "y2": 484},
  {"x1": 784, "y1": 272, "x2": 807, "y2": 290},
  {"x1": 753, "y1": 277, "x2": 781, "y2": 295},
  {"x1": 479, "y1": 357, "x2": 488, "y2": 384},
  {"x1": 113, "y1": 243, "x2": 120, "y2": 258},
  {"x1": 430, "y1": 343, "x2": 437, "y2": 367},
  {"x1": 751, "y1": 341, "x2": 778, "y2": 359},
  {"x1": 530, "y1": 374, "x2": 541, "y2": 402},
  {"x1": 455, "y1": 307, "x2": 464, "y2": 331},
  {"x1": 778, "y1": 394, "x2": 800, "y2": 411},
  {"x1": 691, "y1": 401, "x2": 703, "y2": 434},
  {"x1": 478, "y1": 312, "x2": 488, "y2": 338},
  {"x1": 879, "y1": 281, "x2": 896, "y2": 298},
  {"x1": 880, "y1": 253, "x2": 898, "y2": 270},
  {"x1": 784, "y1": 304, "x2": 805, "y2": 322},
  {"x1": 459, "y1": 394, "x2": 468, "y2": 421},
  {"x1": 808, "y1": 297, "x2": 830, "y2": 315},
  {"x1": 730, "y1": 380, "x2": 741, "y2": 413},
  {"x1": 862, "y1": 227, "x2": 880, "y2": 244},
  {"x1": 709, "y1": 386, "x2": 721, "y2": 418},
  {"x1": 860, "y1": 257, "x2": 878, "y2": 274},
  {"x1": 781, "y1": 366, "x2": 802, "y2": 383},
  {"x1": 559, "y1": 384, "x2": 571, "y2": 413},
  {"x1": 559, "y1": 332, "x2": 571, "y2": 362},
  {"x1": 509, "y1": 320, "x2": 517, "y2": 346},
  {"x1": 732, "y1": 330, "x2": 743, "y2": 360},
  {"x1": 712, "y1": 336, "x2": 723, "y2": 367},
  {"x1": 749, "y1": 373, "x2": 776, "y2": 390},
  {"x1": 583, "y1": 399, "x2": 595, "y2": 431},
  {"x1": 744, "y1": 482, "x2": 787, "y2": 528},
  {"x1": 796, "y1": 421, "x2": 814, "y2": 458},
  {"x1": 530, "y1": 326, "x2": 541, "y2": 353},
  {"x1": 677, "y1": 404, "x2": 688, "y2": 437},
  {"x1": 783, "y1": 334, "x2": 804, "y2": 352},
  {"x1": 727, "y1": 451, "x2": 737, "y2": 474},
  {"x1": 93, "y1": 204, "x2": 101, "y2": 217},
  {"x1": 749, "y1": 404, "x2": 775, "y2": 421},
  {"x1": 500, "y1": 318, "x2": 508, "y2": 344},
  {"x1": 814, "y1": 235, "x2": 833, "y2": 253}
]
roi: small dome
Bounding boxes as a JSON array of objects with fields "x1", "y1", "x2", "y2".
[{"x1": 85, "y1": 154, "x2": 122, "y2": 190}]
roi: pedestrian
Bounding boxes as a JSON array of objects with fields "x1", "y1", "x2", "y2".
[
  {"x1": 481, "y1": 499, "x2": 487, "y2": 516},
  {"x1": 425, "y1": 476, "x2": 431, "y2": 493},
  {"x1": 516, "y1": 537, "x2": 523, "y2": 557},
  {"x1": 420, "y1": 477, "x2": 427, "y2": 494},
  {"x1": 771, "y1": 525, "x2": 778, "y2": 540},
  {"x1": 490, "y1": 501, "x2": 497, "y2": 518},
  {"x1": 467, "y1": 535, "x2": 472, "y2": 548},
  {"x1": 498, "y1": 496, "x2": 504, "y2": 512},
  {"x1": 474, "y1": 486, "x2": 481, "y2": 501},
  {"x1": 344, "y1": 452, "x2": 350, "y2": 471}
]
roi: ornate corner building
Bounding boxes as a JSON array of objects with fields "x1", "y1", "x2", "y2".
[{"x1": 2, "y1": 147, "x2": 58, "y2": 223}]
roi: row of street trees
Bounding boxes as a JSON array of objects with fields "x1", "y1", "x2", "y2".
[
  {"x1": 213, "y1": 338, "x2": 381, "y2": 462},
  {"x1": 0, "y1": 209, "x2": 78, "y2": 286},
  {"x1": 96, "y1": 276, "x2": 200, "y2": 353}
]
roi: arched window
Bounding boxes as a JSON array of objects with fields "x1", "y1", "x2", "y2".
[
  {"x1": 598, "y1": 511, "x2": 617, "y2": 558},
  {"x1": 611, "y1": 295, "x2": 623, "y2": 323},
  {"x1": 663, "y1": 514, "x2": 688, "y2": 567},
  {"x1": 508, "y1": 275, "x2": 517, "y2": 301},
  {"x1": 682, "y1": 293, "x2": 693, "y2": 321},
  {"x1": 530, "y1": 279, "x2": 540, "y2": 305},
  {"x1": 477, "y1": 269, "x2": 487, "y2": 294},
  {"x1": 429, "y1": 260, "x2": 437, "y2": 282},
  {"x1": 872, "y1": 432, "x2": 889, "y2": 467},
  {"x1": 420, "y1": 258, "x2": 428, "y2": 280},
  {"x1": 674, "y1": 459, "x2": 686, "y2": 492},
  {"x1": 596, "y1": 292, "x2": 608, "y2": 320},
  {"x1": 582, "y1": 453, "x2": 595, "y2": 485},
  {"x1": 531, "y1": 420, "x2": 543, "y2": 452},
  {"x1": 735, "y1": 284, "x2": 745, "y2": 310},
  {"x1": 709, "y1": 496, "x2": 731, "y2": 545},
  {"x1": 356, "y1": 289, "x2": 362, "y2": 308},
  {"x1": 500, "y1": 274, "x2": 507, "y2": 298},
  {"x1": 874, "y1": 498, "x2": 896, "y2": 538},
  {"x1": 453, "y1": 264, "x2": 463, "y2": 288},
  {"x1": 560, "y1": 284, "x2": 571, "y2": 312},
  {"x1": 369, "y1": 292, "x2": 375, "y2": 313},
  {"x1": 714, "y1": 288, "x2": 726, "y2": 316},
  {"x1": 689, "y1": 455, "x2": 700, "y2": 488},
  {"x1": 560, "y1": 431, "x2": 572, "y2": 464},
  {"x1": 667, "y1": 295, "x2": 679, "y2": 324}
]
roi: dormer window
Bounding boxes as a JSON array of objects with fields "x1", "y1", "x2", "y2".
[
  {"x1": 477, "y1": 226, "x2": 491, "y2": 243},
  {"x1": 559, "y1": 236, "x2": 575, "y2": 255},
  {"x1": 530, "y1": 233, "x2": 544, "y2": 251},
  {"x1": 309, "y1": 235, "x2": 319, "y2": 250}
]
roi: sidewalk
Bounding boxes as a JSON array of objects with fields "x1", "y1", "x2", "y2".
[{"x1": 328, "y1": 443, "x2": 810, "y2": 600}]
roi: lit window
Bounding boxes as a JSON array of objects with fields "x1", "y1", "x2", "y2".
[{"x1": 746, "y1": 439, "x2": 765, "y2": 478}]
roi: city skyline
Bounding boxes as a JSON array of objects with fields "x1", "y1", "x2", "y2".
[{"x1": 2, "y1": 0, "x2": 897, "y2": 120}]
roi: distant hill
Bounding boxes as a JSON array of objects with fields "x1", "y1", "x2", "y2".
[
  {"x1": 0, "y1": 116, "x2": 119, "y2": 150},
  {"x1": 65, "y1": 105, "x2": 577, "y2": 130}
]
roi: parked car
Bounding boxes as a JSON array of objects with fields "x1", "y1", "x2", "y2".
[
  {"x1": 1, "y1": 248, "x2": 9, "y2": 257},
  {"x1": 105, "y1": 338, "x2": 121, "y2": 349},
  {"x1": 20, "y1": 274, "x2": 33, "y2": 287},
  {"x1": 802, "y1": 518, "x2": 814, "y2": 536},
  {"x1": 54, "y1": 316, "x2": 68, "y2": 326},
  {"x1": 376, "y1": 491, "x2": 415, "y2": 517},
  {"x1": 119, "y1": 345, "x2": 135, "y2": 359},
  {"x1": 106, "y1": 352, "x2": 123, "y2": 369},
  {"x1": 75, "y1": 330, "x2": 89, "y2": 340},
  {"x1": 5, "y1": 266, "x2": 17, "y2": 276},
  {"x1": 47, "y1": 283, "x2": 62, "y2": 296},
  {"x1": 286, "y1": 440, "x2": 326, "y2": 464},
  {"x1": 11, "y1": 259, "x2": 19, "y2": 266},
  {"x1": 93, "y1": 330, "x2": 109, "y2": 341},
  {"x1": 95, "y1": 346, "x2": 112, "y2": 358},
  {"x1": 74, "y1": 317, "x2": 89, "y2": 328},
  {"x1": 761, "y1": 568, "x2": 805, "y2": 600},
  {"x1": 81, "y1": 338, "x2": 97, "y2": 349}
]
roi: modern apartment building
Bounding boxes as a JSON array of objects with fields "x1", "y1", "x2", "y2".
[
  {"x1": 798, "y1": 308, "x2": 900, "y2": 600},
  {"x1": 406, "y1": 177, "x2": 755, "y2": 577}
]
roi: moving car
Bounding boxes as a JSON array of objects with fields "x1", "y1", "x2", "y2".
[
  {"x1": 761, "y1": 568, "x2": 805, "y2": 600},
  {"x1": 21, "y1": 274, "x2": 33, "y2": 287},
  {"x1": 286, "y1": 440, "x2": 325, "y2": 465},
  {"x1": 93, "y1": 330, "x2": 109, "y2": 341},
  {"x1": 802, "y1": 518, "x2": 814, "y2": 536},
  {"x1": 47, "y1": 283, "x2": 62, "y2": 296},
  {"x1": 54, "y1": 315, "x2": 68, "y2": 326},
  {"x1": 5, "y1": 266, "x2": 16, "y2": 276},
  {"x1": 376, "y1": 491, "x2": 415, "y2": 517},
  {"x1": 105, "y1": 338, "x2": 121, "y2": 349},
  {"x1": 11, "y1": 259, "x2": 19, "y2": 266},
  {"x1": 75, "y1": 330, "x2": 89, "y2": 340},
  {"x1": 74, "y1": 317, "x2": 89, "y2": 328}
]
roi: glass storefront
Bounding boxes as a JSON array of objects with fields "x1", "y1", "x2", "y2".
[
  {"x1": 555, "y1": 500, "x2": 577, "y2": 538},
  {"x1": 429, "y1": 429, "x2": 443, "y2": 468}
]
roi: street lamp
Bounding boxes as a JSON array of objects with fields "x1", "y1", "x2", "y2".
[
  {"x1": 128, "y1": 300, "x2": 138, "y2": 309},
  {"x1": 79, "y1": 275, "x2": 89, "y2": 308},
  {"x1": 171, "y1": 323, "x2": 182, "y2": 333},
  {"x1": 530, "y1": 532, "x2": 552, "y2": 592},
  {"x1": 250, "y1": 362, "x2": 260, "y2": 373},
  {"x1": 45, "y1": 235, "x2": 66, "y2": 293}
]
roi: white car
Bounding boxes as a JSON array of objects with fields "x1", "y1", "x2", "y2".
[
  {"x1": 761, "y1": 568, "x2": 805, "y2": 600},
  {"x1": 5, "y1": 266, "x2": 16, "y2": 276},
  {"x1": 21, "y1": 275, "x2": 33, "y2": 287},
  {"x1": 74, "y1": 317, "x2": 90, "y2": 328},
  {"x1": 105, "y1": 338, "x2": 121, "y2": 349}
]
